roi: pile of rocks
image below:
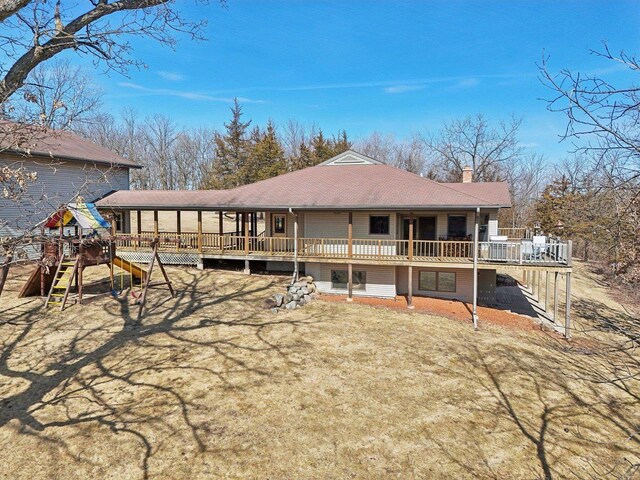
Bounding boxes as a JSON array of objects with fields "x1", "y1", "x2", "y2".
[{"x1": 265, "y1": 275, "x2": 318, "y2": 312}]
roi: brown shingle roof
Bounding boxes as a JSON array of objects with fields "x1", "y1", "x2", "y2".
[
  {"x1": 0, "y1": 121, "x2": 140, "y2": 168},
  {"x1": 97, "y1": 151, "x2": 511, "y2": 210}
]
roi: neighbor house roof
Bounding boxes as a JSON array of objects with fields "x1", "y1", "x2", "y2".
[
  {"x1": 97, "y1": 150, "x2": 511, "y2": 211},
  {"x1": 0, "y1": 121, "x2": 140, "y2": 169}
]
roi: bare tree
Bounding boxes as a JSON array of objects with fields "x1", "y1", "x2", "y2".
[
  {"x1": 14, "y1": 58, "x2": 102, "y2": 129},
  {"x1": 539, "y1": 43, "x2": 640, "y2": 186},
  {"x1": 421, "y1": 114, "x2": 524, "y2": 182},
  {"x1": 0, "y1": 0, "x2": 209, "y2": 104}
]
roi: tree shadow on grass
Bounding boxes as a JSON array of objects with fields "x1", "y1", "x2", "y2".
[
  {"x1": 0, "y1": 269, "x2": 321, "y2": 479},
  {"x1": 410, "y1": 339, "x2": 640, "y2": 479}
]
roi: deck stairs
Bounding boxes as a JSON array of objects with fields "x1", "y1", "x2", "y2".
[{"x1": 45, "y1": 257, "x2": 79, "y2": 311}]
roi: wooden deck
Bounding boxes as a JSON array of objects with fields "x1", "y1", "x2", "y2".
[{"x1": 114, "y1": 233, "x2": 572, "y2": 269}]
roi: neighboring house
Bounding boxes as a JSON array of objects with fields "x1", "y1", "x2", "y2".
[
  {"x1": 97, "y1": 150, "x2": 573, "y2": 327},
  {"x1": 0, "y1": 122, "x2": 139, "y2": 237}
]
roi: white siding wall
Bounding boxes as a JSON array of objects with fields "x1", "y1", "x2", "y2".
[
  {"x1": 396, "y1": 266, "x2": 474, "y2": 302},
  {"x1": 0, "y1": 155, "x2": 130, "y2": 234},
  {"x1": 305, "y1": 262, "x2": 397, "y2": 298}
]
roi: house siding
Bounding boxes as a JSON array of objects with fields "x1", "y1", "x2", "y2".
[
  {"x1": 264, "y1": 211, "x2": 305, "y2": 238},
  {"x1": 0, "y1": 155, "x2": 130, "y2": 234},
  {"x1": 305, "y1": 262, "x2": 396, "y2": 298},
  {"x1": 396, "y1": 266, "x2": 474, "y2": 302},
  {"x1": 396, "y1": 266, "x2": 496, "y2": 304}
]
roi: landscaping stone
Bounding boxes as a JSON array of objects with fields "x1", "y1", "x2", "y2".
[{"x1": 267, "y1": 277, "x2": 319, "y2": 312}]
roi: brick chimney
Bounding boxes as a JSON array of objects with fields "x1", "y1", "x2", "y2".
[{"x1": 462, "y1": 166, "x2": 473, "y2": 183}]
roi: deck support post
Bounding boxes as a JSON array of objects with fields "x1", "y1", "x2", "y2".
[
  {"x1": 545, "y1": 270, "x2": 550, "y2": 314},
  {"x1": 197, "y1": 210, "x2": 203, "y2": 253},
  {"x1": 290, "y1": 208, "x2": 299, "y2": 283},
  {"x1": 565, "y1": 272, "x2": 572, "y2": 339},
  {"x1": 348, "y1": 212, "x2": 353, "y2": 259},
  {"x1": 153, "y1": 210, "x2": 159, "y2": 237},
  {"x1": 219, "y1": 211, "x2": 224, "y2": 251},
  {"x1": 407, "y1": 265, "x2": 414, "y2": 309},
  {"x1": 408, "y1": 212, "x2": 414, "y2": 261},
  {"x1": 244, "y1": 259, "x2": 250, "y2": 275},
  {"x1": 537, "y1": 270, "x2": 542, "y2": 303},
  {"x1": 136, "y1": 210, "x2": 142, "y2": 250},
  {"x1": 347, "y1": 263, "x2": 353, "y2": 302},
  {"x1": 472, "y1": 207, "x2": 479, "y2": 329},
  {"x1": 244, "y1": 212, "x2": 250, "y2": 256},
  {"x1": 553, "y1": 271, "x2": 560, "y2": 323}
]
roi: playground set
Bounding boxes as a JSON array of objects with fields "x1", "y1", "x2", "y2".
[{"x1": 14, "y1": 202, "x2": 174, "y2": 320}]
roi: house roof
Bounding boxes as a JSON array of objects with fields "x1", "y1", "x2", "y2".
[
  {"x1": 0, "y1": 121, "x2": 140, "y2": 168},
  {"x1": 97, "y1": 150, "x2": 511, "y2": 211}
]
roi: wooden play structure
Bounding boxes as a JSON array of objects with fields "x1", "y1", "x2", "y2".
[{"x1": 15, "y1": 202, "x2": 175, "y2": 320}]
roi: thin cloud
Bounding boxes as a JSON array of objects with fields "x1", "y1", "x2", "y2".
[
  {"x1": 384, "y1": 84, "x2": 426, "y2": 94},
  {"x1": 157, "y1": 70, "x2": 185, "y2": 82},
  {"x1": 201, "y1": 72, "x2": 535, "y2": 95},
  {"x1": 116, "y1": 82, "x2": 264, "y2": 103},
  {"x1": 455, "y1": 78, "x2": 480, "y2": 88}
]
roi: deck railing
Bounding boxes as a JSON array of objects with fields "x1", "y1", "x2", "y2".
[
  {"x1": 114, "y1": 233, "x2": 571, "y2": 266},
  {"x1": 497, "y1": 227, "x2": 532, "y2": 240}
]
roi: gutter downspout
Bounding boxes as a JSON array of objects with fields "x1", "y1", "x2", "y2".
[
  {"x1": 473, "y1": 207, "x2": 480, "y2": 329},
  {"x1": 289, "y1": 208, "x2": 299, "y2": 284}
]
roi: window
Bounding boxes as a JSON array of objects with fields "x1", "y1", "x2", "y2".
[
  {"x1": 419, "y1": 271, "x2": 456, "y2": 292},
  {"x1": 369, "y1": 215, "x2": 390, "y2": 235},
  {"x1": 273, "y1": 214, "x2": 286, "y2": 234},
  {"x1": 447, "y1": 215, "x2": 467, "y2": 239},
  {"x1": 114, "y1": 212, "x2": 124, "y2": 232},
  {"x1": 331, "y1": 270, "x2": 366, "y2": 290}
]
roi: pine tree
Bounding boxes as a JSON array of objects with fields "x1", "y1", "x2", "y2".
[
  {"x1": 290, "y1": 142, "x2": 314, "y2": 170},
  {"x1": 202, "y1": 98, "x2": 251, "y2": 188},
  {"x1": 244, "y1": 120, "x2": 286, "y2": 182},
  {"x1": 311, "y1": 130, "x2": 333, "y2": 163}
]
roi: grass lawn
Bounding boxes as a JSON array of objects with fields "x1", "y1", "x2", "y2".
[{"x1": 0, "y1": 261, "x2": 638, "y2": 479}]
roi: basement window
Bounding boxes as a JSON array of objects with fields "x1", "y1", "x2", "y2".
[
  {"x1": 419, "y1": 271, "x2": 456, "y2": 293},
  {"x1": 369, "y1": 215, "x2": 390, "y2": 235},
  {"x1": 331, "y1": 270, "x2": 366, "y2": 290}
]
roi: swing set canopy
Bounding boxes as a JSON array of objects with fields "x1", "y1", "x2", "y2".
[{"x1": 45, "y1": 202, "x2": 111, "y2": 230}]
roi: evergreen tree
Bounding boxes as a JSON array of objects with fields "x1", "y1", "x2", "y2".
[
  {"x1": 244, "y1": 120, "x2": 286, "y2": 182},
  {"x1": 311, "y1": 129, "x2": 333, "y2": 163},
  {"x1": 202, "y1": 98, "x2": 251, "y2": 188},
  {"x1": 290, "y1": 142, "x2": 314, "y2": 170}
]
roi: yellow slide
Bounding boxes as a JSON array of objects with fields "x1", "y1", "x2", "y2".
[{"x1": 112, "y1": 256, "x2": 147, "y2": 280}]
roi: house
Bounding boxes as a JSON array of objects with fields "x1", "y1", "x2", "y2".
[
  {"x1": 96, "y1": 150, "x2": 573, "y2": 333},
  {"x1": 0, "y1": 122, "x2": 139, "y2": 237}
]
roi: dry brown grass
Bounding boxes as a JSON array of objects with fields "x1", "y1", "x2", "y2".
[{"x1": 0, "y1": 262, "x2": 638, "y2": 479}]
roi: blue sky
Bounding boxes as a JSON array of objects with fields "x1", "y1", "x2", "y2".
[{"x1": 91, "y1": 0, "x2": 638, "y2": 161}]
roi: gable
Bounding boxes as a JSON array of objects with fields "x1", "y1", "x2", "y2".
[{"x1": 319, "y1": 150, "x2": 382, "y2": 166}]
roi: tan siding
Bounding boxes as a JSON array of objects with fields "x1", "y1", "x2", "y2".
[
  {"x1": 265, "y1": 211, "x2": 304, "y2": 238},
  {"x1": 305, "y1": 262, "x2": 396, "y2": 298},
  {"x1": 304, "y1": 211, "x2": 348, "y2": 238},
  {"x1": 352, "y1": 211, "x2": 397, "y2": 239},
  {"x1": 0, "y1": 155, "x2": 129, "y2": 234},
  {"x1": 396, "y1": 266, "x2": 474, "y2": 302}
]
